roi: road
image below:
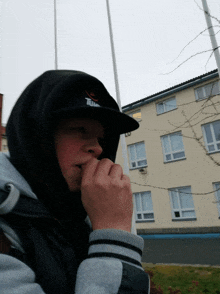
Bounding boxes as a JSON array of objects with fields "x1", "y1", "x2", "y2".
[{"x1": 142, "y1": 237, "x2": 220, "y2": 266}]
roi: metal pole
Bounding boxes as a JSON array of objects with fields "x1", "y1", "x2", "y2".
[
  {"x1": 106, "y1": 0, "x2": 137, "y2": 235},
  {"x1": 201, "y1": 0, "x2": 220, "y2": 77},
  {"x1": 54, "y1": 0, "x2": 58, "y2": 70}
]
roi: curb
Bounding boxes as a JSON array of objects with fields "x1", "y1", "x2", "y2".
[
  {"x1": 142, "y1": 262, "x2": 220, "y2": 268},
  {"x1": 140, "y1": 233, "x2": 220, "y2": 239}
]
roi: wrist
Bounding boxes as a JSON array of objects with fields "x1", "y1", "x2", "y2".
[{"x1": 93, "y1": 223, "x2": 131, "y2": 233}]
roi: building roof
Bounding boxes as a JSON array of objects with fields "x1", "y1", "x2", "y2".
[{"x1": 122, "y1": 69, "x2": 219, "y2": 113}]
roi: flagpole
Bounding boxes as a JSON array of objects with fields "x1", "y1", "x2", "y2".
[
  {"x1": 54, "y1": 0, "x2": 58, "y2": 70},
  {"x1": 106, "y1": 0, "x2": 137, "y2": 235},
  {"x1": 201, "y1": 0, "x2": 220, "y2": 77}
]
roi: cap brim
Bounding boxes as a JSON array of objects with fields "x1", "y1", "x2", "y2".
[{"x1": 51, "y1": 106, "x2": 139, "y2": 134}]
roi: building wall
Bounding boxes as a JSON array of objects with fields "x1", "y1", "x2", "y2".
[
  {"x1": 0, "y1": 94, "x2": 3, "y2": 150},
  {"x1": 1, "y1": 135, "x2": 8, "y2": 152},
  {"x1": 0, "y1": 94, "x2": 8, "y2": 152},
  {"x1": 116, "y1": 77, "x2": 220, "y2": 234}
]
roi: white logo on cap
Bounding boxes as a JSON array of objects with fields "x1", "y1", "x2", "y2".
[{"x1": 85, "y1": 98, "x2": 100, "y2": 107}]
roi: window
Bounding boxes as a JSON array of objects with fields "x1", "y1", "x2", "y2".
[
  {"x1": 214, "y1": 182, "x2": 220, "y2": 216},
  {"x1": 156, "y1": 97, "x2": 177, "y2": 114},
  {"x1": 161, "y1": 132, "x2": 185, "y2": 162},
  {"x1": 128, "y1": 142, "x2": 147, "y2": 169},
  {"x1": 202, "y1": 120, "x2": 220, "y2": 153},
  {"x1": 169, "y1": 186, "x2": 196, "y2": 220},
  {"x1": 195, "y1": 81, "x2": 220, "y2": 101},
  {"x1": 128, "y1": 110, "x2": 141, "y2": 121},
  {"x1": 134, "y1": 191, "x2": 154, "y2": 221}
]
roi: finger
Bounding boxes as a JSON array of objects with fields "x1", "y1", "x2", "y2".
[
  {"x1": 109, "y1": 164, "x2": 124, "y2": 180},
  {"x1": 94, "y1": 158, "x2": 114, "y2": 177},
  {"x1": 81, "y1": 158, "x2": 99, "y2": 184},
  {"x1": 121, "y1": 174, "x2": 131, "y2": 184}
]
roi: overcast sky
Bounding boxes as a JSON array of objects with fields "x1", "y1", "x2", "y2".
[{"x1": 0, "y1": 0, "x2": 220, "y2": 124}]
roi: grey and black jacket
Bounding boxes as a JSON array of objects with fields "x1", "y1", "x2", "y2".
[
  {"x1": 0, "y1": 153, "x2": 150, "y2": 293},
  {"x1": 0, "y1": 70, "x2": 150, "y2": 293}
]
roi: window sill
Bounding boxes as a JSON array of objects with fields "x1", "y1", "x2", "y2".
[
  {"x1": 172, "y1": 218, "x2": 197, "y2": 222},
  {"x1": 196, "y1": 94, "x2": 219, "y2": 102},
  {"x1": 164, "y1": 157, "x2": 186, "y2": 164},
  {"x1": 130, "y1": 165, "x2": 147, "y2": 171},
  {"x1": 136, "y1": 220, "x2": 155, "y2": 223},
  {"x1": 207, "y1": 150, "x2": 220, "y2": 155},
  {"x1": 157, "y1": 107, "x2": 177, "y2": 116},
  {"x1": 195, "y1": 97, "x2": 208, "y2": 102}
]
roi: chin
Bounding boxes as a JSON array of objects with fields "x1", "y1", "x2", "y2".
[{"x1": 66, "y1": 176, "x2": 82, "y2": 193}]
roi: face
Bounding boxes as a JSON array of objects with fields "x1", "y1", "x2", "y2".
[{"x1": 54, "y1": 117, "x2": 104, "y2": 192}]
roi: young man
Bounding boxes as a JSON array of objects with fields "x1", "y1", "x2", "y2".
[{"x1": 0, "y1": 70, "x2": 150, "y2": 293}]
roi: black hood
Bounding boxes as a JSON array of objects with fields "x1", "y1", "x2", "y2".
[{"x1": 6, "y1": 70, "x2": 134, "y2": 223}]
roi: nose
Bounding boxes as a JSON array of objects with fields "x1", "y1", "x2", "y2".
[{"x1": 83, "y1": 138, "x2": 103, "y2": 158}]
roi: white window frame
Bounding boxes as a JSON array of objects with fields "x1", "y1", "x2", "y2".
[
  {"x1": 128, "y1": 142, "x2": 147, "y2": 169},
  {"x1": 128, "y1": 109, "x2": 142, "y2": 122},
  {"x1": 213, "y1": 182, "x2": 220, "y2": 217},
  {"x1": 156, "y1": 97, "x2": 177, "y2": 115},
  {"x1": 169, "y1": 186, "x2": 196, "y2": 220},
  {"x1": 195, "y1": 80, "x2": 220, "y2": 101},
  {"x1": 134, "y1": 191, "x2": 154, "y2": 222},
  {"x1": 161, "y1": 132, "x2": 186, "y2": 162},
  {"x1": 202, "y1": 120, "x2": 220, "y2": 154}
]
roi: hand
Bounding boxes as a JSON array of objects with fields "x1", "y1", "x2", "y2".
[{"x1": 81, "y1": 158, "x2": 133, "y2": 232}]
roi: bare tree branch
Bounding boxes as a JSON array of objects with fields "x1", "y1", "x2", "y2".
[
  {"x1": 161, "y1": 48, "x2": 219, "y2": 75},
  {"x1": 131, "y1": 181, "x2": 220, "y2": 196},
  {"x1": 181, "y1": 110, "x2": 220, "y2": 166},
  {"x1": 205, "y1": 50, "x2": 215, "y2": 71},
  {"x1": 161, "y1": 1, "x2": 220, "y2": 75},
  {"x1": 188, "y1": 114, "x2": 220, "y2": 128},
  {"x1": 167, "y1": 89, "x2": 220, "y2": 131},
  {"x1": 216, "y1": 29, "x2": 220, "y2": 35},
  {"x1": 194, "y1": 0, "x2": 220, "y2": 25},
  {"x1": 168, "y1": 25, "x2": 220, "y2": 65},
  {"x1": 130, "y1": 4, "x2": 220, "y2": 202}
]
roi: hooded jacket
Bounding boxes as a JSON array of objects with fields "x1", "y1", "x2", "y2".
[{"x1": 0, "y1": 70, "x2": 150, "y2": 293}]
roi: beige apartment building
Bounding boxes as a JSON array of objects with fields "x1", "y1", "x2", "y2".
[
  {"x1": 1, "y1": 128, "x2": 8, "y2": 153},
  {"x1": 0, "y1": 94, "x2": 8, "y2": 152},
  {"x1": 116, "y1": 69, "x2": 220, "y2": 235}
]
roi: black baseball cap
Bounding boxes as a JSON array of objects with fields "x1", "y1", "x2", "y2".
[{"x1": 49, "y1": 70, "x2": 139, "y2": 134}]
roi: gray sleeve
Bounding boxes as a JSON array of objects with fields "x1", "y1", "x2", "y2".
[
  {"x1": 0, "y1": 254, "x2": 46, "y2": 294},
  {"x1": 75, "y1": 229, "x2": 150, "y2": 294},
  {"x1": 75, "y1": 258, "x2": 123, "y2": 294}
]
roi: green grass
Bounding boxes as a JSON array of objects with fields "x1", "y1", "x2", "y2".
[{"x1": 142, "y1": 263, "x2": 220, "y2": 294}]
